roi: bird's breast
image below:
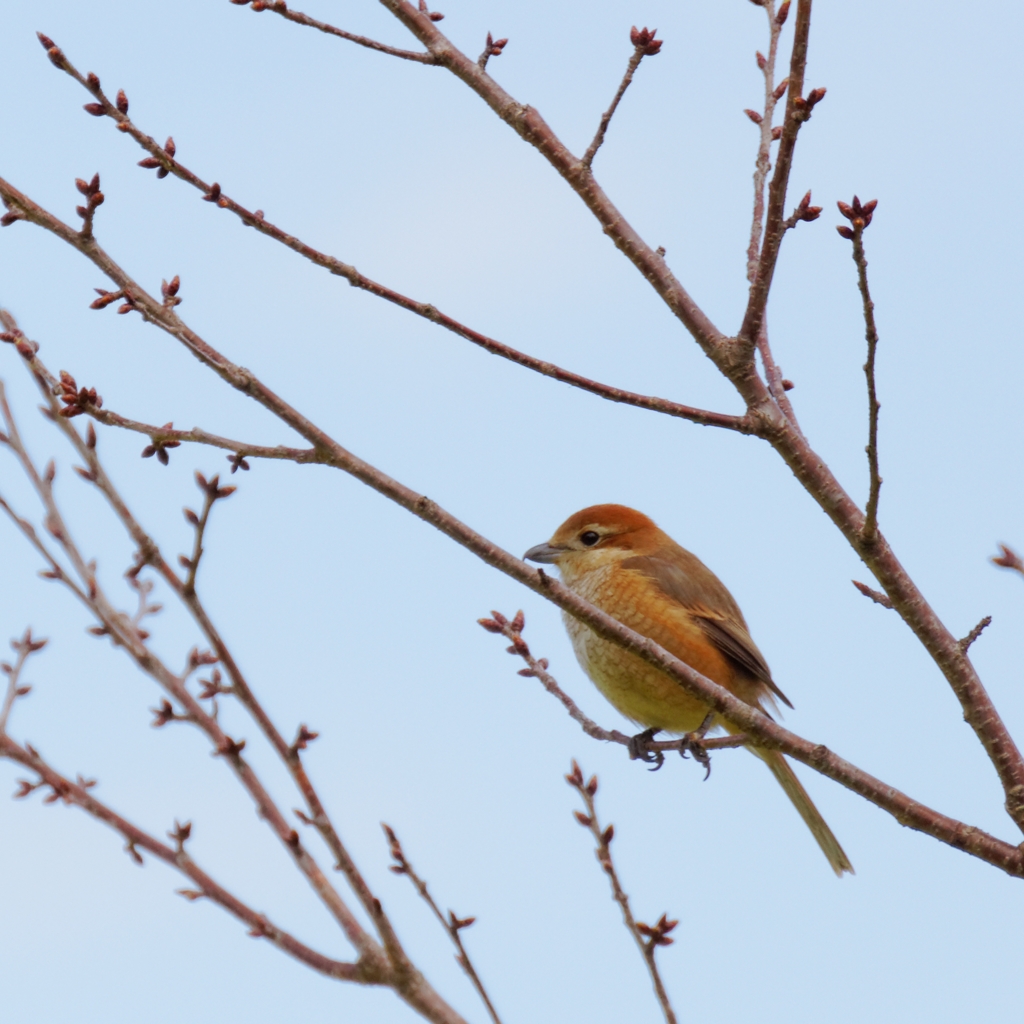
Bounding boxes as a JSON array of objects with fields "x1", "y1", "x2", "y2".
[{"x1": 560, "y1": 562, "x2": 733, "y2": 733}]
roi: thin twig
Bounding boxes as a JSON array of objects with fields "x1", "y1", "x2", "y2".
[
  {"x1": 740, "y1": 0, "x2": 817, "y2": 355},
  {"x1": 230, "y1": 1, "x2": 438, "y2": 63},
  {"x1": 852, "y1": 580, "x2": 893, "y2": 609},
  {"x1": 566, "y1": 763, "x2": 678, "y2": 1024},
  {"x1": 581, "y1": 29, "x2": 661, "y2": 170},
  {"x1": 958, "y1": 616, "x2": 992, "y2": 655},
  {"x1": 846, "y1": 210, "x2": 883, "y2": 542},
  {"x1": 0, "y1": 629, "x2": 47, "y2": 734},
  {"x1": 383, "y1": 825, "x2": 503, "y2": 1024}
]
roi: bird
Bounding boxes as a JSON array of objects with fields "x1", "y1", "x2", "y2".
[{"x1": 524, "y1": 503, "x2": 853, "y2": 876}]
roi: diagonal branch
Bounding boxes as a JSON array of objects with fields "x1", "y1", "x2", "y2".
[
  {"x1": 566, "y1": 763, "x2": 678, "y2": 1024},
  {"x1": 0, "y1": 380, "x2": 380, "y2": 959},
  {"x1": 225, "y1": 2, "x2": 437, "y2": 63},
  {"x1": 38, "y1": 48, "x2": 746, "y2": 434},
  {"x1": 384, "y1": 826, "x2": 503, "y2": 1024},
  {"x1": 581, "y1": 28, "x2": 661, "y2": 170},
  {"x1": 0, "y1": 733, "x2": 369, "y2": 982}
]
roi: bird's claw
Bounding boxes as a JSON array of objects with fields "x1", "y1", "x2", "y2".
[
  {"x1": 679, "y1": 733, "x2": 712, "y2": 780},
  {"x1": 628, "y1": 727, "x2": 664, "y2": 771}
]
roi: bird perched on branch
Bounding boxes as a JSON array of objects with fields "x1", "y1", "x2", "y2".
[{"x1": 524, "y1": 503, "x2": 852, "y2": 876}]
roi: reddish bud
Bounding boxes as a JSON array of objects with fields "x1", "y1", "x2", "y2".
[
  {"x1": 86, "y1": 72, "x2": 101, "y2": 92},
  {"x1": 807, "y1": 86, "x2": 827, "y2": 106},
  {"x1": 0, "y1": 212, "x2": 22, "y2": 227},
  {"x1": 629, "y1": 26, "x2": 662, "y2": 55},
  {"x1": 782, "y1": 379, "x2": 795, "y2": 391},
  {"x1": 776, "y1": 1, "x2": 791, "y2": 25},
  {"x1": 164, "y1": 137, "x2": 176, "y2": 157},
  {"x1": 428, "y1": 10, "x2": 444, "y2": 20},
  {"x1": 116, "y1": 90, "x2": 129, "y2": 114},
  {"x1": 771, "y1": 126, "x2": 783, "y2": 140},
  {"x1": 138, "y1": 157, "x2": 162, "y2": 169},
  {"x1": 573, "y1": 811, "x2": 592, "y2": 827},
  {"x1": 83, "y1": 103, "x2": 105, "y2": 116},
  {"x1": 477, "y1": 618, "x2": 502, "y2": 633},
  {"x1": 510, "y1": 610, "x2": 525, "y2": 632},
  {"x1": 744, "y1": 109, "x2": 763, "y2": 125},
  {"x1": 756, "y1": 51, "x2": 766, "y2": 70},
  {"x1": 601, "y1": 824, "x2": 615, "y2": 845},
  {"x1": 773, "y1": 78, "x2": 789, "y2": 101},
  {"x1": 836, "y1": 225, "x2": 854, "y2": 240},
  {"x1": 37, "y1": 32, "x2": 56, "y2": 50}
]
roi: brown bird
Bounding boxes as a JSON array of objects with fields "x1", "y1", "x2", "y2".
[{"x1": 525, "y1": 503, "x2": 852, "y2": 876}]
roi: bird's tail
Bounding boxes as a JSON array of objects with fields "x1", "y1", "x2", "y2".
[{"x1": 753, "y1": 747, "x2": 854, "y2": 876}]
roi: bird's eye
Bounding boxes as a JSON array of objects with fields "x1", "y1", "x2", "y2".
[{"x1": 580, "y1": 531, "x2": 600, "y2": 547}]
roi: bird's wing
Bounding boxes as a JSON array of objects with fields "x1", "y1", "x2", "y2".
[{"x1": 621, "y1": 553, "x2": 793, "y2": 709}]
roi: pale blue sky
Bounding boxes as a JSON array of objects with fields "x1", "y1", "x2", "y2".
[{"x1": 2, "y1": 2, "x2": 1023, "y2": 1021}]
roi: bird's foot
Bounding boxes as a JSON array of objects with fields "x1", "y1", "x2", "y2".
[
  {"x1": 678, "y1": 735, "x2": 711, "y2": 779},
  {"x1": 627, "y1": 727, "x2": 664, "y2": 771},
  {"x1": 678, "y1": 712, "x2": 715, "y2": 780}
]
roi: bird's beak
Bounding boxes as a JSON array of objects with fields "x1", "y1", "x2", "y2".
[{"x1": 523, "y1": 541, "x2": 565, "y2": 564}]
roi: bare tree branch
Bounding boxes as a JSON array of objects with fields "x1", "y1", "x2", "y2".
[
  {"x1": 226, "y1": 1, "x2": 437, "y2": 63},
  {"x1": 37, "y1": 46, "x2": 747, "y2": 434},
  {"x1": 2, "y1": 195, "x2": 1022, "y2": 869},
  {"x1": 837, "y1": 197, "x2": 883, "y2": 541},
  {"x1": 739, "y1": 0, "x2": 820, "y2": 355},
  {"x1": 566, "y1": 762, "x2": 679, "y2": 1024},
  {"x1": 581, "y1": 28, "x2": 662, "y2": 170},
  {"x1": 383, "y1": 825, "x2": 503, "y2": 1024},
  {"x1": 958, "y1": 616, "x2": 992, "y2": 655},
  {"x1": 0, "y1": 732, "x2": 369, "y2": 982},
  {"x1": 852, "y1": 579, "x2": 894, "y2": 609},
  {"x1": 0, "y1": 350, "x2": 475, "y2": 1023},
  {"x1": 478, "y1": 610, "x2": 747, "y2": 765}
]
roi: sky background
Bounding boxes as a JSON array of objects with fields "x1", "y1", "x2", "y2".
[{"x1": 1, "y1": 1, "x2": 1023, "y2": 1021}]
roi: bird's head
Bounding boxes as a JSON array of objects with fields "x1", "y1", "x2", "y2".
[{"x1": 524, "y1": 504, "x2": 662, "y2": 574}]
